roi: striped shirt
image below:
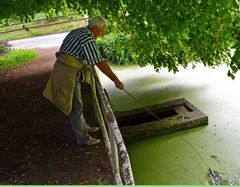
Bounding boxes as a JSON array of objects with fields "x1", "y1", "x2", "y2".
[{"x1": 59, "y1": 27, "x2": 104, "y2": 66}]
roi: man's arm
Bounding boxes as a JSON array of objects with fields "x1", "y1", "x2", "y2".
[{"x1": 96, "y1": 61, "x2": 124, "y2": 90}]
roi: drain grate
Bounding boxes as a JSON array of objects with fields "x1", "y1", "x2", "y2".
[{"x1": 115, "y1": 98, "x2": 208, "y2": 143}]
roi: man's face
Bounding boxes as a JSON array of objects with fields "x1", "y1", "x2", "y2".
[{"x1": 92, "y1": 25, "x2": 106, "y2": 39}]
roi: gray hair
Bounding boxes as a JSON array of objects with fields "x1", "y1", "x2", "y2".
[{"x1": 88, "y1": 16, "x2": 108, "y2": 30}]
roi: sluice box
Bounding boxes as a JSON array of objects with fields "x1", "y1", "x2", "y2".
[{"x1": 115, "y1": 98, "x2": 208, "y2": 143}]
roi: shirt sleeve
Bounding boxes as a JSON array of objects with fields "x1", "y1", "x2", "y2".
[{"x1": 82, "y1": 41, "x2": 104, "y2": 65}]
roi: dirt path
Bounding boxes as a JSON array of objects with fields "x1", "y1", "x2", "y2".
[{"x1": 0, "y1": 48, "x2": 114, "y2": 184}]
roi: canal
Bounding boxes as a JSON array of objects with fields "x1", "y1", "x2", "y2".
[{"x1": 99, "y1": 64, "x2": 240, "y2": 184}]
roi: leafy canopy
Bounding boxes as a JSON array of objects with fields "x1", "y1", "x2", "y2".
[{"x1": 1, "y1": 0, "x2": 240, "y2": 78}]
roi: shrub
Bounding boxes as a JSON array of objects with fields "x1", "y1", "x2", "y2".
[
  {"x1": 0, "y1": 40, "x2": 11, "y2": 56},
  {"x1": 97, "y1": 33, "x2": 134, "y2": 65}
]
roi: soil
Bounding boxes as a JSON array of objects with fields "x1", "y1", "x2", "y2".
[{"x1": 0, "y1": 48, "x2": 114, "y2": 184}]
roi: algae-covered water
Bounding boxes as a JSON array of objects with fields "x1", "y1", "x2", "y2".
[{"x1": 98, "y1": 64, "x2": 240, "y2": 184}]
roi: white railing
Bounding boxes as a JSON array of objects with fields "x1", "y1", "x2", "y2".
[{"x1": 91, "y1": 70, "x2": 135, "y2": 185}]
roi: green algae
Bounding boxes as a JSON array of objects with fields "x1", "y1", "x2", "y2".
[{"x1": 100, "y1": 65, "x2": 240, "y2": 184}]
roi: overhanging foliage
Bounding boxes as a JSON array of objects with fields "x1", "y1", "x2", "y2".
[{"x1": 1, "y1": 0, "x2": 239, "y2": 78}]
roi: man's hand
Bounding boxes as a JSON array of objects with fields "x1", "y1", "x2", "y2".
[
  {"x1": 96, "y1": 61, "x2": 124, "y2": 90},
  {"x1": 115, "y1": 81, "x2": 124, "y2": 90}
]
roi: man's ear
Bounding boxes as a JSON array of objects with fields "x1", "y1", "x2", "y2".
[{"x1": 92, "y1": 25, "x2": 98, "y2": 32}]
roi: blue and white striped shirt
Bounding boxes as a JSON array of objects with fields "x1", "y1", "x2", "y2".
[{"x1": 59, "y1": 27, "x2": 103, "y2": 65}]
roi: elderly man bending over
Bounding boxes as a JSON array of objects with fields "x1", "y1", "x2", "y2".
[{"x1": 43, "y1": 16, "x2": 124, "y2": 145}]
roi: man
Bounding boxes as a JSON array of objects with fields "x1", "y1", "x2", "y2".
[{"x1": 43, "y1": 16, "x2": 124, "y2": 146}]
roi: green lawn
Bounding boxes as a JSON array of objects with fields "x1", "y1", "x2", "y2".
[
  {"x1": 0, "y1": 15, "x2": 88, "y2": 41},
  {"x1": 0, "y1": 49, "x2": 38, "y2": 71}
]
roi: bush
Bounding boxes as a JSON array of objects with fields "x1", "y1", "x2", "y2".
[
  {"x1": 97, "y1": 33, "x2": 134, "y2": 65},
  {"x1": 0, "y1": 49, "x2": 38, "y2": 71},
  {"x1": 0, "y1": 40, "x2": 11, "y2": 56}
]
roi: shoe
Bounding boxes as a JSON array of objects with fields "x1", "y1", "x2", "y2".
[
  {"x1": 87, "y1": 127, "x2": 99, "y2": 133},
  {"x1": 82, "y1": 136, "x2": 101, "y2": 146}
]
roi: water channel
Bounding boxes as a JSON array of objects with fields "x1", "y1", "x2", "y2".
[{"x1": 99, "y1": 64, "x2": 240, "y2": 185}]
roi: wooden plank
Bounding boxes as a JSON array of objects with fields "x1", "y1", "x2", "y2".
[{"x1": 93, "y1": 71, "x2": 135, "y2": 185}]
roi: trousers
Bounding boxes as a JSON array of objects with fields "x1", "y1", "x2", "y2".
[{"x1": 69, "y1": 71, "x2": 89, "y2": 144}]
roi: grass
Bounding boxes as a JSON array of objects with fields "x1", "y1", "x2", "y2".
[
  {"x1": 0, "y1": 49, "x2": 38, "y2": 71},
  {"x1": 0, "y1": 15, "x2": 88, "y2": 41}
]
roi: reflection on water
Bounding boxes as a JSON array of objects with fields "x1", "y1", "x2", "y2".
[{"x1": 100, "y1": 64, "x2": 240, "y2": 184}]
